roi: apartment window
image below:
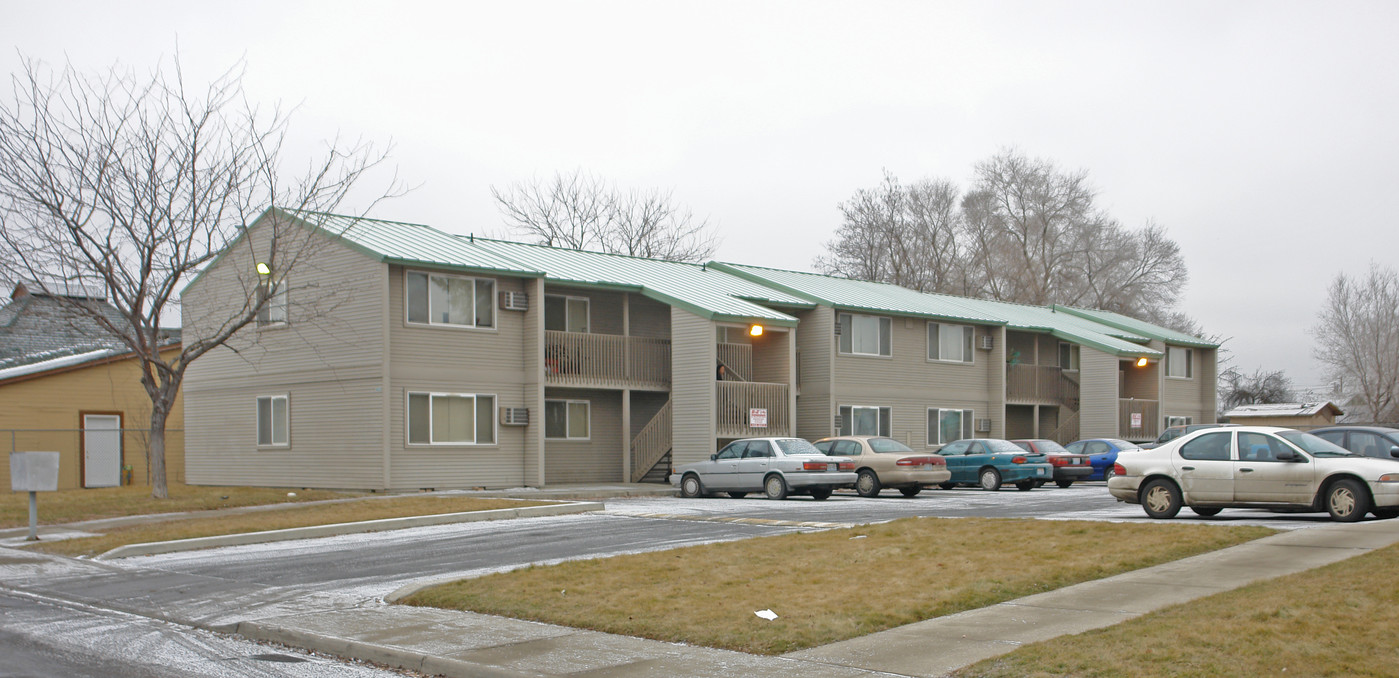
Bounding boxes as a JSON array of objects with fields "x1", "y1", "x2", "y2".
[
  {"x1": 406, "y1": 271, "x2": 495, "y2": 328},
  {"x1": 407, "y1": 392, "x2": 496, "y2": 445},
  {"x1": 1059, "y1": 343, "x2": 1080, "y2": 371},
  {"x1": 716, "y1": 326, "x2": 746, "y2": 343},
  {"x1": 838, "y1": 313, "x2": 892, "y2": 357},
  {"x1": 927, "y1": 408, "x2": 974, "y2": 446},
  {"x1": 256, "y1": 395, "x2": 289, "y2": 446},
  {"x1": 544, "y1": 399, "x2": 591, "y2": 440},
  {"x1": 838, "y1": 405, "x2": 891, "y2": 436},
  {"x1": 1166, "y1": 346, "x2": 1193, "y2": 378},
  {"x1": 1166, "y1": 415, "x2": 1193, "y2": 428},
  {"x1": 256, "y1": 279, "x2": 288, "y2": 326},
  {"x1": 928, "y1": 322, "x2": 974, "y2": 363},
  {"x1": 544, "y1": 294, "x2": 590, "y2": 333}
]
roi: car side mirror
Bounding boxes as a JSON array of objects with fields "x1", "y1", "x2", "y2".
[
  {"x1": 710, "y1": 454, "x2": 717, "y2": 461},
  {"x1": 1390, "y1": 446, "x2": 1399, "y2": 459},
  {"x1": 1275, "y1": 449, "x2": 1296, "y2": 462}
]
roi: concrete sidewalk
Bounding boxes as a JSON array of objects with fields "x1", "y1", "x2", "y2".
[{"x1": 212, "y1": 517, "x2": 1399, "y2": 677}]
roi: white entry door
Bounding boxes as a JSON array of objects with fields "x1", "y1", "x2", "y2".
[{"x1": 83, "y1": 414, "x2": 122, "y2": 488}]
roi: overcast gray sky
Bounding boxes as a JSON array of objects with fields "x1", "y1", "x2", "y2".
[{"x1": 6, "y1": 0, "x2": 1397, "y2": 388}]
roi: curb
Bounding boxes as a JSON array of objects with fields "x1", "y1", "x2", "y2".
[
  {"x1": 235, "y1": 620, "x2": 548, "y2": 678},
  {"x1": 95, "y1": 501, "x2": 605, "y2": 560}
]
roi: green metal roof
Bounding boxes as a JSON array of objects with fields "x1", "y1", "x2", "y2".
[
  {"x1": 289, "y1": 210, "x2": 543, "y2": 277},
  {"x1": 1052, "y1": 305, "x2": 1220, "y2": 349}
]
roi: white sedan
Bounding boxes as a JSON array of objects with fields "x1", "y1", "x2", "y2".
[
  {"x1": 1108, "y1": 425, "x2": 1399, "y2": 521},
  {"x1": 669, "y1": 437, "x2": 857, "y2": 500}
]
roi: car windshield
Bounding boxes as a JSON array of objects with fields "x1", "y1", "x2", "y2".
[
  {"x1": 1277, "y1": 431, "x2": 1354, "y2": 458},
  {"x1": 1031, "y1": 440, "x2": 1070, "y2": 454},
  {"x1": 868, "y1": 438, "x2": 915, "y2": 453},
  {"x1": 774, "y1": 438, "x2": 823, "y2": 456},
  {"x1": 984, "y1": 439, "x2": 1026, "y2": 454},
  {"x1": 1108, "y1": 439, "x2": 1141, "y2": 450}
]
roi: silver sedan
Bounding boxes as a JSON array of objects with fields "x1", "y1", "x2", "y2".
[{"x1": 669, "y1": 437, "x2": 857, "y2": 500}]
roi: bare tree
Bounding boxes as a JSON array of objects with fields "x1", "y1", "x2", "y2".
[
  {"x1": 0, "y1": 54, "x2": 397, "y2": 498},
  {"x1": 1313, "y1": 263, "x2": 1399, "y2": 424},
  {"x1": 492, "y1": 169, "x2": 718, "y2": 263},
  {"x1": 1219, "y1": 367, "x2": 1296, "y2": 413}
]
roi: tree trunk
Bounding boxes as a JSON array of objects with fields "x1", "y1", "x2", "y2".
[{"x1": 149, "y1": 404, "x2": 169, "y2": 499}]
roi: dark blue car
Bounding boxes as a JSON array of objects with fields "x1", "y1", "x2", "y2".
[{"x1": 1064, "y1": 438, "x2": 1142, "y2": 481}]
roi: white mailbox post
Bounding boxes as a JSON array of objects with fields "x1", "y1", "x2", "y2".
[{"x1": 11, "y1": 452, "x2": 59, "y2": 541}]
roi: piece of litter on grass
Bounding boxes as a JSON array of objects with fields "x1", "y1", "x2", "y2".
[
  {"x1": 850, "y1": 535, "x2": 867, "y2": 540},
  {"x1": 287, "y1": 492, "x2": 296, "y2": 497},
  {"x1": 754, "y1": 609, "x2": 778, "y2": 621}
]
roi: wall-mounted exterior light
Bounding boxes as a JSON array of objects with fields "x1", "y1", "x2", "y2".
[
  {"x1": 1136, "y1": 357, "x2": 1149, "y2": 368},
  {"x1": 749, "y1": 324, "x2": 764, "y2": 337},
  {"x1": 256, "y1": 262, "x2": 271, "y2": 275}
]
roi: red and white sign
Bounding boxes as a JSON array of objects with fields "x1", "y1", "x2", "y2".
[
  {"x1": 1130, "y1": 413, "x2": 1142, "y2": 429},
  {"x1": 749, "y1": 408, "x2": 768, "y2": 428}
]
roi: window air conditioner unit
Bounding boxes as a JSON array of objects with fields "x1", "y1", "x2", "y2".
[
  {"x1": 978, "y1": 335, "x2": 994, "y2": 350},
  {"x1": 499, "y1": 291, "x2": 529, "y2": 311},
  {"x1": 975, "y1": 418, "x2": 993, "y2": 432},
  {"x1": 500, "y1": 407, "x2": 530, "y2": 426}
]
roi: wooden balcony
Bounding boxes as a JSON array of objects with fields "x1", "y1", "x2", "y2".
[
  {"x1": 1119, "y1": 399, "x2": 1160, "y2": 441},
  {"x1": 544, "y1": 331, "x2": 671, "y2": 390},
  {"x1": 717, "y1": 381, "x2": 790, "y2": 438},
  {"x1": 1007, "y1": 364, "x2": 1079, "y2": 406},
  {"x1": 717, "y1": 342, "x2": 752, "y2": 381}
]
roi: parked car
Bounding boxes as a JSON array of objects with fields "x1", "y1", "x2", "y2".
[
  {"x1": 812, "y1": 436, "x2": 951, "y2": 497},
  {"x1": 934, "y1": 438, "x2": 1054, "y2": 491},
  {"x1": 1010, "y1": 439, "x2": 1093, "y2": 488},
  {"x1": 1064, "y1": 438, "x2": 1142, "y2": 481},
  {"x1": 670, "y1": 437, "x2": 857, "y2": 500},
  {"x1": 1140, "y1": 423, "x2": 1233, "y2": 449},
  {"x1": 1107, "y1": 425, "x2": 1399, "y2": 522},
  {"x1": 1309, "y1": 426, "x2": 1399, "y2": 461}
]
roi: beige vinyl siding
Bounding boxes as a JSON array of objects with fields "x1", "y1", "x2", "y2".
[
  {"x1": 1079, "y1": 346, "x2": 1119, "y2": 439},
  {"x1": 1121, "y1": 359, "x2": 1160, "y2": 400},
  {"x1": 388, "y1": 266, "x2": 532, "y2": 489},
  {"x1": 183, "y1": 216, "x2": 388, "y2": 488},
  {"x1": 543, "y1": 388, "x2": 622, "y2": 483},
  {"x1": 1006, "y1": 405, "x2": 1035, "y2": 439},
  {"x1": 833, "y1": 316, "x2": 995, "y2": 449},
  {"x1": 628, "y1": 295, "x2": 672, "y2": 339},
  {"x1": 750, "y1": 328, "x2": 791, "y2": 385},
  {"x1": 794, "y1": 306, "x2": 835, "y2": 440},
  {"x1": 1037, "y1": 406, "x2": 1060, "y2": 436},
  {"x1": 1007, "y1": 331, "x2": 1036, "y2": 365},
  {"x1": 671, "y1": 309, "x2": 716, "y2": 465},
  {"x1": 988, "y1": 325, "x2": 1007, "y2": 438},
  {"x1": 1163, "y1": 345, "x2": 1216, "y2": 425},
  {"x1": 522, "y1": 277, "x2": 546, "y2": 486},
  {"x1": 544, "y1": 285, "x2": 624, "y2": 335},
  {"x1": 629, "y1": 391, "x2": 670, "y2": 439}
]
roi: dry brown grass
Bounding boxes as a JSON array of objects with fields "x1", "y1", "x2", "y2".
[
  {"x1": 1, "y1": 483, "x2": 350, "y2": 528},
  {"x1": 956, "y1": 541, "x2": 1399, "y2": 678},
  {"x1": 28, "y1": 496, "x2": 542, "y2": 557},
  {"x1": 402, "y1": 517, "x2": 1272, "y2": 655}
]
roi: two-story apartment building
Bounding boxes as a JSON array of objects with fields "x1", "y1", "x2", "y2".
[{"x1": 181, "y1": 209, "x2": 1217, "y2": 490}]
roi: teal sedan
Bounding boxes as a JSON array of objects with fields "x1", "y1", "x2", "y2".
[{"x1": 936, "y1": 438, "x2": 1054, "y2": 491}]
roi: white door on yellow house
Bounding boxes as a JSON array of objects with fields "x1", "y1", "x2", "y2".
[{"x1": 83, "y1": 414, "x2": 121, "y2": 488}]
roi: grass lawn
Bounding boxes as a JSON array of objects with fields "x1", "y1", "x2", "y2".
[
  {"x1": 402, "y1": 517, "x2": 1273, "y2": 655},
  {"x1": 27, "y1": 495, "x2": 545, "y2": 557},
  {"x1": 955, "y1": 541, "x2": 1399, "y2": 678},
  {"x1": 1, "y1": 483, "x2": 351, "y2": 528}
]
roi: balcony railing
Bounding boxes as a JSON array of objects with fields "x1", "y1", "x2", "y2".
[
  {"x1": 544, "y1": 331, "x2": 671, "y2": 390},
  {"x1": 1007, "y1": 364, "x2": 1078, "y2": 406},
  {"x1": 717, "y1": 381, "x2": 790, "y2": 438},
  {"x1": 717, "y1": 342, "x2": 752, "y2": 381},
  {"x1": 1119, "y1": 399, "x2": 1160, "y2": 441}
]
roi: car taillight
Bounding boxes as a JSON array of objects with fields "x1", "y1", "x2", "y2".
[
  {"x1": 803, "y1": 460, "x2": 829, "y2": 471},
  {"x1": 1113, "y1": 463, "x2": 1127, "y2": 477},
  {"x1": 1011, "y1": 456, "x2": 1027, "y2": 464},
  {"x1": 838, "y1": 460, "x2": 856, "y2": 471},
  {"x1": 1048, "y1": 457, "x2": 1067, "y2": 466},
  {"x1": 896, "y1": 456, "x2": 940, "y2": 466}
]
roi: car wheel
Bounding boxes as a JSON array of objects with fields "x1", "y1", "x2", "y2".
[
  {"x1": 1372, "y1": 508, "x2": 1399, "y2": 519},
  {"x1": 1015, "y1": 480, "x2": 1034, "y2": 491},
  {"x1": 1140, "y1": 479, "x2": 1182, "y2": 519},
  {"x1": 1325, "y1": 478, "x2": 1371, "y2": 522},
  {"x1": 856, "y1": 469, "x2": 882, "y2": 498},
  {"x1": 979, "y1": 468, "x2": 1002, "y2": 491},
  {"x1": 680, "y1": 474, "x2": 704, "y2": 499},
  {"x1": 939, "y1": 482, "x2": 956, "y2": 490},
  {"x1": 726, "y1": 492, "x2": 748, "y2": 499},
  {"x1": 1190, "y1": 506, "x2": 1222, "y2": 517},
  {"x1": 899, "y1": 487, "x2": 921, "y2": 498},
  {"x1": 763, "y1": 474, "x2": 789, "y2": 500},
  {"x1": 810, "y1": 488, "x2": 832, "y2": 501},
  {"x1": 1103, "y1": 466, "x2": 1117, "y2": 483},
  {"x1": 1055, "y1": 480, "x2": 1074, "y2": 489}
]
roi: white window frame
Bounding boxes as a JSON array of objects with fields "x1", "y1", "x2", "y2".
[
  {"x1": 544, "y1": 294, "x2": 591, "y2": 333},
  {"x1": 405, "y1": 391, "x2": 498, "y2": 446},
  {"x1": 544, "y1": 399, "x2": 591, "y2": 440},
  {"x1": 405, "y1": 270, "x2": 496, "y2": 330},
  {"x1": 256, "y1": 278, "x2": 288, "y2": 327},
  {"x1": 927, "y1": 407, "x2": 975, "y2": 446},
  {"x1": 838, "y1": 313, "x2": 892, "y2": 357},
  {"x1": 256, "y1": 395, "x2": 289, "y2": 447},
  {"x1": 927, "y1": 322, "x2": 975, "y2": 364},
  {"x1": 1166, "y1": 346, "x2": 1193, "y2": 379},
  {"x1": 1059, "y1": 343, "x2": 1080, "y2": 371},
  {"x1": 1166, "y1": 415, "x2": 1193, "y2": 428},
  {"x1": 838, "y1": 405, "x2": 891, "y2": 437},
  {"x1": 716, "y1": 325, "x2": 749, "y2": 344}
]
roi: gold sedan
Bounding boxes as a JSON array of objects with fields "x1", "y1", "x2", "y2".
[{"x1": 812, "y1": 436, "x2": 952, "y2": 497}]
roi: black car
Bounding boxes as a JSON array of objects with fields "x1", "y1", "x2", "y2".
[{"x1": 1309, "y1": 426, "x2": 1399, "y2": 461}]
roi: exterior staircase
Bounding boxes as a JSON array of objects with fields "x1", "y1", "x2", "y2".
[{"x1": 630, "y1": 399, "x2": 672, "y2": 482}]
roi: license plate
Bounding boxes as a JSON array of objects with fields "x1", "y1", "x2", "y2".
[
  {"x1": 1037, "y1": 468, "x2": 1046, "y2": 476},
  {"x1": 828, "y1": 463, "x2": 836, "y2": 471}
]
